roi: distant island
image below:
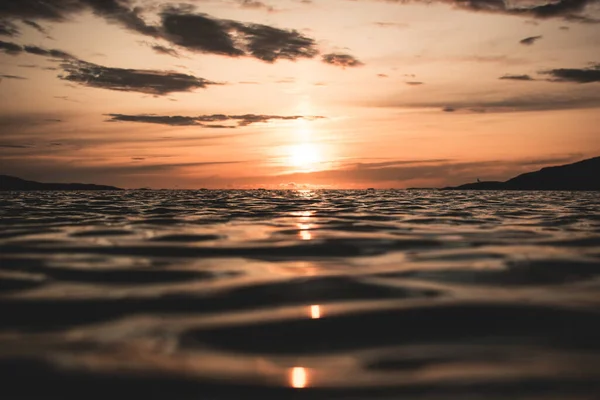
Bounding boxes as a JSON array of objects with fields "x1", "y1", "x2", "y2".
[
  {"x1": 0, "y1": 175, "x2": 123, "y2": 191},
  {"x1": 442, "y1": 156, "x2": 600, "y2": 191}
]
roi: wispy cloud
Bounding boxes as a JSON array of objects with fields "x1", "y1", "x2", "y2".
[
  {"x1": 499, "y1": 74, "x2": 535, "y2": 81},
  {"x1": 541, "y1": 64, "x2": 600, "y2": 83},
  {"x1": 105, "y1": 113, "x2": 325, "y2": 127},
  {"x1": 322, "y1": 53, "x2": 364, "y2": 68},
  {"x1": 60, "y1": 59, "x2": 221, "y2": 95},
  {"x1": 520, "y1": 35, "x2": 542, "y2": 45}
]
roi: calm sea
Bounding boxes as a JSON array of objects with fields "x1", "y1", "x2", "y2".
[{"x1": 1, "y1": 190, "x2": 599, "y2": 399}]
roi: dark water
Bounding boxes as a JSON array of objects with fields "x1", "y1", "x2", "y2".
[{"x1": 1, "y1": 190, "x2": 599, "y2": 399}]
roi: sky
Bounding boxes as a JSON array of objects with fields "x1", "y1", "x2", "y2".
[{"x1": 0, "y1": 0, "x2": 599, "y2": 189}]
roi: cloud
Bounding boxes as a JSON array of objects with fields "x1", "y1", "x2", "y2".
[
  {"x1": 0, "y1": 143, "x2": 34, "y2": 148},
  {"x1": 23, "y1": 44, "x2": 75, "y2": 59},
  {"x1": 377, "y1": 73, "x2": 388, "y2": 78},
  {"x1": 540, "y1": 64, "x2": 600, "y2": 83},
  {"x1": 520, "y1": 35, "x2": 542, "y2": 45},
  {"x1": 0, "y1": 74, "x2": 27, "y2": 80},
  {"x1": 322, "y1": 53, "x2": 364, "y2": 68},
  {"x1": 105, "y1": 113, "x2": 326, "y2": 127},
  {"x1": 0, "y1": 19, "x2": 19, "y2": 36},
  {"x1": 0, "y1": 0, "x2": 86, "y2": 21},
  {"x1": 371, "y1": 0, "x2": 599, "y2": 23},
  {"x1": 429, "y1": 93, "x2": 600, "y2": 112},
  {"x1": 0, "y1": 1, "x2": 358, "y2": 64},
  {"x1": 0, "y1": 0, "x2": 159, "y2": 36},
  {"x1": 158, "y1": 6, "x2": 319, "y2": 62},
  {"x1": 150, "y1": 44, "x2": 180, "y2": 58},
  {"x1": 0, "y1": 39, "x2": 22, "y2": 54},
  {"x1": 59, "y1": 59, "x2": 220, "y2": 95},
  {"x1": 236, "y1": 23, "x2": 318, "y2": 62},
  {"x1": 373, "y1": 21, "x2": 409, "y2": 28},
  {"x1": 159, "y1": 10, "x2": 243, "y2": 57},
  {"x1": 0, "y1": 40, "x2": 77, "y2": 59},
  {"x1": 22, "y1": 19, "x2": 48, "y2": 35},
  {"x1": 1, "y1": 40, "x2": 223, "y2": 95},
  {"x1": 499, "y1": 74, "x2": 535, "y2": 80},
  {"x1": 236, "y1": 0, "x2": 277, "y2": 12},
  {"x1": 406, "y1": 81, "x2": 424, "y2": 85}
]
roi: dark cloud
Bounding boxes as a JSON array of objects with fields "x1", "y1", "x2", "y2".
[
  {"x1": 160, "y1": 10, "x2": 243, "y2": 57},
  {"x1": 22, "y1": 19, "x2": 48, "y2": 35},
  {"x1": 24, "y1": 44, "x2": 75, "y2": 59},
  {"x1": 0, "y1": 0, "x2": 86, "y2": 21},
  {"x1": 377, "y1": 73, "x2": 388, "y2": 78},
  {"x1": 540, "y1": 64, "x2": 600, "y2": 83},
  {"x1": 406, "y1": 81, "x2": 424, "y2": 85},
  {"x1": 107, "y1": 114, "x2": 201, "y2": 126},
  {"x1": 106, "y1": 113, "x2": 325, "y2": 127},
  {"x1": 322, "y1": 53, "x2": 364, "y2": 68},
  {"x1": 236, "y1": 23, "x2": 318, "y2": 62},
  {"x1": 59, "y1": 59, "x2": 220, "y2": 95},
  {"x1": 0, "y1": 143, "x2": 34, "y2": 148},
  {"x1": 559, "y1": 25, "x2": 570, "y2": 29},
  {"x1": 0, "y1": 41, "x2": 78, "y2": 58},
  {"x1": 0, "y1": 39, "x2": 22, "y2": 54},
  {"x1": 377, "y1": 0, "x2": 599, "y2": 23},
  {"x1": 0, "y1": 19, "x2": 19, "y2": 36},
  {"x1": 151, "y1": 44, "x2": 180, "y2": 58},
  {"x1": 1, "y1": 74, "x2": 27, "y2": 80},
  {"x1": 442, "y1": 106, "x2": 456, "y2": 112},
  {"x1": 499, "y1": 74, "x2": 535, "y2": 81},
  {"x1": 0, "y1": 1, "x2": 357, "y2": 64},
  {"x1": 83, "y1": 0, "x2": 159, "y2": 36},
  {"x1": 0, "y1": 0, "x2": 158, "y2": 36},
  {"x1": 0, "y1": 42, "x2": 202, "y2": 96},
  {"x1": 520, "y1": 35, "x2": 542, "y2": 45},
  {"x1": 158, "y1": 7, "x2": 319, "y2": 62}
]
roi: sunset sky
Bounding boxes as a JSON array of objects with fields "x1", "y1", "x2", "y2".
[{"x1": 1, "y1": 0, "x2": 599, "y2": 188}]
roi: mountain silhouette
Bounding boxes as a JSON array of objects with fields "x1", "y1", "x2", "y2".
[
  {"x1": 442, "y1": 156, "x2": 600, "y2": 191},
  {"x1": 0, "y1": 175, "x2": 122, "y2": 191}
]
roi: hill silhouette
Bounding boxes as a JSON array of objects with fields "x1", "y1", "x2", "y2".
[
  {"x1": 0, "y1": 175, "x2": 122, "y2": 191},
  {"x1": 442, "y1": 156, "x2": 600, "y2": 191}
]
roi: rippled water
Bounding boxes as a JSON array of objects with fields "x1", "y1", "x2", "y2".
[{"x1": 1, "y1": 190, "x2": 599, "y2": 399}]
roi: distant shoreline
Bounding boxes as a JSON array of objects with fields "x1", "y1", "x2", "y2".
[
  {"x1": 441, "y1": 156, "x2": 600, "y2": 191},
  {"x1": 2, "y1": 156, "x2": 598, "y2": 191}
]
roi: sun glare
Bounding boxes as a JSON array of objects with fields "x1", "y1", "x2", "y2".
[
  {"x1": 290, "y1": 367, "x2": 308, "y2": 388},
  {"x1": 289, "y1": 143, "x2": 321, "y2": 170}
]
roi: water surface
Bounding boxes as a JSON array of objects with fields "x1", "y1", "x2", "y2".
[{"x1": 1, "y1": 190, "x2": 599, "y2": 399}]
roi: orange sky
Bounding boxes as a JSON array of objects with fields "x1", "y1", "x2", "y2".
[{"x1": 1, "y1": 0, "x2": 599, "y2": 188}]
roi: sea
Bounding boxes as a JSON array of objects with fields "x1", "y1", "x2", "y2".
[{"x1": 0, "y1": 190, "x2": 599, "y2": 399}]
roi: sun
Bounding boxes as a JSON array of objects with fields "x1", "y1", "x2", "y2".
[{"x1": 288, "y1": 143, "x2": 320, "y2": 170}]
